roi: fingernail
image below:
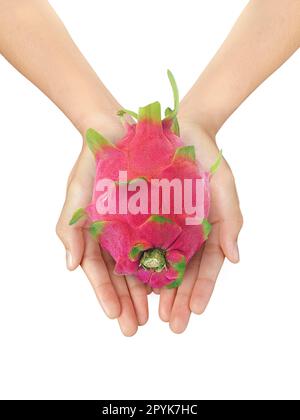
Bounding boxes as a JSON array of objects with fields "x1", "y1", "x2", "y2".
[
  {"x1": 66, "y1": 250, "x2": 73, "y2": 270},
  {"x1": 231, "y1": 243, "x2": 240, "y2": 262}
]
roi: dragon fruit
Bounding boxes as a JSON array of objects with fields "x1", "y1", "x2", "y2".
[{"x1": 70, "y1": 71, "x2": 220, "y2": 288}]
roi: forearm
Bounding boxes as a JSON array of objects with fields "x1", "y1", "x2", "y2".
[
  {"x1": 0, "y1": 0, "x2": 120, "y2": 135},
  {"x1": 180, "y1": 0, "x2": 300, "y2": 136}
]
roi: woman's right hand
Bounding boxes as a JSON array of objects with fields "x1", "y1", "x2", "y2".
[{"x1": 56, "y1": 120, "x2": 150, "y2": 337}]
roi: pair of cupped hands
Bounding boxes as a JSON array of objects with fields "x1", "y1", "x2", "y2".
[{"x1": 56, "y1": 108, "x2": 243, "y2": 336}]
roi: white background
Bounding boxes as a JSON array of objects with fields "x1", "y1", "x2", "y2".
[{"x1": 0, "y1": 0, "x2": 299, "y2": 401}]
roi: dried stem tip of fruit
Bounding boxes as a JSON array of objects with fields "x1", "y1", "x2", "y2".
[{"x1": 140, "y1": 249, "x2": 167, "y2": 272}]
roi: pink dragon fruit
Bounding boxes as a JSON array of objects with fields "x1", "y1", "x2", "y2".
[{"x1": 70, "y1": 71, "x2": 221, "y2": 288}]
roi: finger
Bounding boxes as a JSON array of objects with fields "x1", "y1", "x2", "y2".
[
  {"x1": 159, "y1": 287, "x2": 177, "y2": 322},
  {"x1": 56, "y1": 148, "x2": 95, "y2": 270},
  {"x1": 146, "y1": 285, "x2": 152, "y2": 295},
  {"x1": 56, "y1": 176, "x2": 93, "y2": 270},
  {"x1": 126, "y1": 275, "x2": 149, "y2": 326},
  {"x1": 219, "y1": 216, "x2": 243, "y2": 263},
  {"x1": 153, "y1": 288, "x2": 161, "y2": 295},
  {"x1": 190, "y1": 224, "x2": 224, "y2": 315},
  {"x1": 102, "y1": 251, "x2": 138, "y2": 337},
  {"x1": 56, "y1": 203, "x2": 85, "y2": 271},
  {"x1": 169, "y1": 250, "x2": 201, "y2": 333},
  {"x1": 81, "y1": 234, "x2": 121, "y2": 319},
  {"x1": 210, "y1": 171, "x2": 243, "y2": 264},
  {"x1": 58, "y1": 225, "x2": 84, "y2": 270},
  {"x1": 159, "y1": 250, "x2": 202, "y2": 323}
]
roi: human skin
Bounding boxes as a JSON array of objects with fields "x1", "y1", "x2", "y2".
[
  {"x1": 0, "y1": 0, "x2": 299, "y2": 335},
  {"x1": 160, "y1": 0, "x2": 300, "y2": 333},
  {"x1": 0, "y1": 0, "x2": 148, "y2": 336}
]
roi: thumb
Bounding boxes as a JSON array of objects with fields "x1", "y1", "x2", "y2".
[
  {"x1": 56, "y1": 184, "x2": 86, "y2": 271},
  {"x1": 219, "y1": 214, "x2": 243, "y2": 263}
]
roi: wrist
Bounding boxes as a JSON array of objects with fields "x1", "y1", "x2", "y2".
[
  {"x1": 178, "y1": 97, "x2": 223, "y2": 138},
  {"x1": 178, "y1": 106, "x2": 219, "y2": 140},
  {"x1": 77, "y1": 108, "x2": 124, "y2": 143},
  {"x1": 179, "y1": 71, "x2": 238, "y2": 137}
]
